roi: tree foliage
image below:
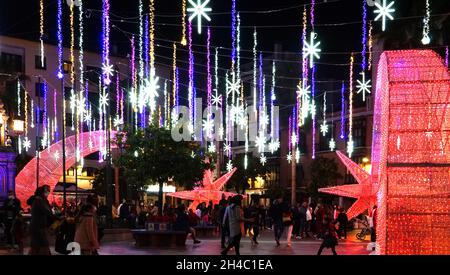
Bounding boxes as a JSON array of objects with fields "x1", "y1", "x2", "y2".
[
  {"x1": 226, "y1": 153, "x2": 268, "y2": 194},
  {"x1": 308, "y1": 156, "x2": 342, "y2": 199}
]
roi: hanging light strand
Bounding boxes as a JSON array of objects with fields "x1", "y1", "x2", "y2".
[
  {"x1": 361, "y1": 0, "x2": 367, "y2": 71},
  {"x1": 188, "y1": 21, "x2": 194, "y2": 129},
  {"x1": 340, "y1": 81, "x2": 345, "y2": 139},
  {"x1": 39, "y1": 0, "x2": 45, "y2": 68},
  {"x1": 207, "y1": 27, "x2": 212, "y2": 116},
  {"x1": 149, "y1": 0, "x2": 156, "y2": 70},
  {"x1": 422, "y1": 0, "x2": 431, "y2": 45},
  {"x1": 253, "y1": 28, "x2": 258, "y2": 113},
  {"x1": 181, "y1": 0, "x2": 187, "y2": 45},
  {"x1": 368, "y1": 20, "x2": 373, "y2": 70},
  {"x1": 348, "y1": 54, "x2": 355, "y2": 156}
]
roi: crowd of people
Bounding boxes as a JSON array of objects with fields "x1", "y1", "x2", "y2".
[{"x1": 1, "y1": 187, "x2": 363, "y2": 256}]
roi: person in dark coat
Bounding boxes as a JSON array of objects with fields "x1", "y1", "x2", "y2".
[
  {"x1": 1, "y1": 191, "x2": 21, "y2": 247},
  {"x1": 336, "y1": 208, "x2": 349, "y2": 239},
  {"x1": 269, "y1": 197, "x2": 287, "y2": 247},
  {"x1": 219, "y1": 200, "x2": 229, "y2": 248},
  {"x1": 317, "y1": 217, "x2": 338, "y2": 255},
  {"x1": 174, "y1": 205, "x2": 201, "y2": 244},
  {"x1": 29, "y1": 185, "x2": 55, "y2": 255}
]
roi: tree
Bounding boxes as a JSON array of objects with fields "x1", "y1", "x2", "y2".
[
  {"x1": 308, "y1": 157, "x2": 342, "y2": 199},
  {"x1": 115, "y1": 125, "x2": 209, "y2": 215},
  {"x1": 226, "y1": 153, "x2": 268, "y2": 195}
]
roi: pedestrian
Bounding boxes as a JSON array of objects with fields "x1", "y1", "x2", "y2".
[
  {"x1": 292, "y1": 203, "x2": 301, "y2": 238},
  {"x1": 370, "y1": 205, "x2": 377, "y2": 245},
  {"x1": 336, "y1": 207, "x2": 349, "y2": 239},
  {"x1": 283, "y1": 205, "x2": 294, "y2": 247},
  {"x1": 11, "y1": 210, "x2": 25, "y2": 254},
  {"x1": 298, "y1": 202, "x2": 308, "y2": 239},
  {"x1": 219, "y1": 199, "x2": 229, "y2": 249},
  {"x1": 55, "y1": 209, "x2": 77, "y2": 255},
  {"x1": 314, "y1": 203, "x2": 325, "y2": 239},
  {"x1": 29, "y1": 185, "x2": 55, "y2": 255},
  {"x1": 269, "y1": 196, "x2": 286, "y2": 247},
  {"x1": 221, "y1": 195, "x2": 252, "y2": 256},
  {"x1": 317, "y1": 217, "x2": 338, "y2": 255},
  {"x1": 174, "y1": 204, "x2": 201, "y2": 244},
  {"x1": 1, "y1": 191, "x2": 21, "y2": 248},
  {"x1": 249, "y1": 202, "x2": 260, "y2": 245},
  {"x1": 74, "y1": 203, "x2": 99, "y2": 255},
  {"x1": 306, "y1": 203, "x2": 313, "y2": 237}
]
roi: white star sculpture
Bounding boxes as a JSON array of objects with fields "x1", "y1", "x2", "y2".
[
  {"x1": 303, "y1": 32, "x2": 321, "y2": 68},
  {"x1": 23, "y1": 136, "x2": 31, "y2": 152},
  {"x1": 224, "y1": 143, "x2": 231, "y2": 154},
  {"x1": 144, "y1": 69, "x2": 160, "y2": 113},
  {"x1": 310, "y1": 100, "x2": 317, "y2": 117},
  {"x1": 99, "y1": 92, "x2": 109, "y2": 109},
  {"x1": 329, "y1": 138, "x2": 336, "y2": 151},
  {"x1": 226, "y1": 160, "x2": 233, "y2": 172},
  {"x1": 113, "y1": 115, "x2": 124, "y2": 129},
  {"x1": 374, "y1": 0, "x2": 395, "y2": 31},
  {"x1": 356, "y1": 72, "x2": 372, "y2": 102},
  {"x1": 320, "y1": 122, "x2": 328, "y2": 136},
  {"x1": 187, "y1": 0, "x2": 212, "y2": 35},
  {"x1": 102, "y1": 62, "x2": 114, "y2": 85},
  {"x1": 203, "y1": 118, "x2": 214, "y2": 135},
  {"x1": 296, "y1": 83, "x2": 311, "y2": 102}
]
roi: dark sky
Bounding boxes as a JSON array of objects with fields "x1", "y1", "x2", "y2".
[{"x1": 0, "y1": 0, "x2": 448, "y2": 101}]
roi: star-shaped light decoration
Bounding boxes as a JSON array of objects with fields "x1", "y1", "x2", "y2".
[
  {"x1": 286, "y1": 152, "x2": 292, "y2": 163},
  {"x1": 319, "y1": 151, "x2": 377, "y2": 220},
  {"x1": 296, "y1": 83, "x2": 311, "y2": 102},
  {"x1": 218, "y1": 126, "x2": 224, "y2": 140},
  {"x1": 187, "y1": 0, "x2": 212, "y2": 35},
  {"x1": 203, "y1": 118, "x2": 214, "y2": 136},
  {"x1": 102, "y1": 62, "x2": 114, "y2": 85},
  {"x1": 113, "y1": 115, "x2": 124, "y2": 129},
  {"x1": 226, "y1": 72, "x2": 241, "y2": 97},
  {"x1": 291, "y1": 133, "x2": 297, "y2": 147},
  {"x1": 167, "y1": 168, "x2": 239, "y2": 211},
  {"x1": 309, "y1": 100, "x2": 317, "y2": 117},
  {"x1": 223, "y1": 143, "x2": 231, "y2": 154},
  {"x1": 374, "y1": 0, "x2": 395, "y2": 31},
  {"x1": 356, "y1": 72, "x2": 372, "y2": 102},
  {"x1": 226, "y1": 160, "x2": 233, "y2": 172},
  {"x1": 212, "y1": 93, "x2": 222, "y2": 107},
  {"x1": 329, "y1": 138, "x2": 336, "y2": 151},
  {"x1": 23, "y1": 137, "x2": 31, "y2": 152},
  {"x1": 99, "y1": 92, "x2": 109, "y2": 109},
  {"x1": 320, "y1": 122, "x2": 328, "y2": 136},
  {"x1": 268, "y1": 140, "x2": 280, "y2": 154},
  {"x1": 143, "y1": 69, "x2": 160, "y2": 113},
  {"x1": 303, "y1": 32, "x2": 321, "y2": 68},
  {"x1": 260, "y1": 155, "x2": 267, "y2": 166},
  {"x1": 208, "y1": 143, "x2": 216, "y2": 153},
  {"x1": 255, "y1": 132, "x2": 266, "y2": 153}
]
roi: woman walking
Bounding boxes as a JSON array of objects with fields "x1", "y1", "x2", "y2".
[
  {"x1": 317, "y1": 217, "x2": 339, "y2": 255},
  {"x1": 29, "y1": 185, "x2": 55, "y2": 255},
  {"x1": 74, "y1": 204, "x2": 100, "y2": 255}
]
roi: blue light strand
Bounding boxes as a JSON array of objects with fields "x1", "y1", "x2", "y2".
[
  {"x1": 361, "y1": 0, "x2": 367, "y2": 71},
  {"x1": 340, "y1": 81, "x2": 345, "y2": 140}
]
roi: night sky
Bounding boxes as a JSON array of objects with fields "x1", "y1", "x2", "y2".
[{"x1": 0, "y1": 0, "x2": 448, "y2": 107}]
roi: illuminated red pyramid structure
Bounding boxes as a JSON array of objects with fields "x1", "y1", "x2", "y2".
[
  {"x1": 167, "y1": 168, "x2": 239, "y2": 210},
  {"x1": 320, "y1": 50, "x2": 450, "y2": 254}
]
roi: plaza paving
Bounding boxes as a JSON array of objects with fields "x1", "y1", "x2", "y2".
[{"x1": 1, "y1": 229, "x2": 371, "y2": 255}]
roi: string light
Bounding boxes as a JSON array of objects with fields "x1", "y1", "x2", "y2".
[
  {"x1": 373, "y1": 0, "x2": 395, "y2": 32},
  {"x1": 231, "y1": 0, "x2": 237, "y2": 70},
  {"x1": 172, "y1": 42, "x2": 177, "y2": 123},
  {"x1": 340, "y1": 82, "x2": 345, "y2": 140},
  {"x1": 320, "y1": 92, "x2": 328, "y2": 136},
  {"x1": 213, "y1": 47, "x2": 221, "y2": 108},
  {"x1": 303, "y1": 32, "x2": 321, "y2": 68},
  {"x1": 39, "y1": 0, "x2": 45, "y2": 68},
  {"x1": 181, "y1": 0, "x2": 187, "y2": 45},
  {"x1": 188, "y1": 21, "x2": 194, "y2": 129},
  {"x1": 149, "y1": 0, "x2": 155, "y2": 71},
  {"x1": 368, "y1": 21, "x2": 373, "y2": 70},
  {"x1": 102, "y1": 0, "x2": 111, "y2": 85},
  {"x1": 253, "y1": 28, "x2": 258, "y2": 113},
  {"x1": 31, "y1": 99, "x2": 35, "y2": 129},
  {"x1": 421, "y1": 0, "x2": 431, "y2": 45},
  {"x1": 207, "y1": 27, "x2": 212, "y2": 117},
  {"x1": 236, "y1": 13, "x2": 241, "y2": 80},
  {"x1": 17, "y1": 79, "x2": 21, "y2": 117},
  {"x1": 187, "y1": 0, "x2": 212, "y2": 35},
  {"x1": 361, "y1": 0, "x2": 367, "y2": 71},
  {"x1": 445, "y1": 46, "x2": 448, "y2": 68},
  {"x1": 356, "y1": 71, "x2": 372, "y2": 102},
  {"x1": 347, "y1": 54, "x2": 354, "y2": 157}
]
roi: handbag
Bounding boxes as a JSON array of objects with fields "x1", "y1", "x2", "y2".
[{"x1": 282, "y1": 213, "x2": 292, "y2": 224}]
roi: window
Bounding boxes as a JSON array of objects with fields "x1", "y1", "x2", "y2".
[
  {"x1": 35, "y1": 55, "x2": 47, "y2": 70},
  {"x1": 63, "y1": 61, "x2": 72, "y2": 74},
  {"x1": 353, "y1": 119, "x2": 367, "y2": 148},
  {"x1": 0, "y1": 52, "x2": 23, "y2": 73},
  {"x1": 35, "y1": 82, "x2": 46, "y2": 97}
]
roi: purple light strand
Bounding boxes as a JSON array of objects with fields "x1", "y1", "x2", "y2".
[
  {"x1": 340, "y1": 82, "x2": 345, "y2": 139},
  {"x1": 116, "y1": 74, "x2": 120, "y2": 115},
  {"x1": 288, "y1": 116, "x2": 292, "y2": 152},
  {"x1": 446, "y1": 46, "x2": 449, "y2": 67},
  {"x1": 43, "y1": 81, "x2": 48, "y2": 144},
  {"x1": 259, "y1": 52, "x2": 263, "y2": 123},
  {"x1": 207, "y1": 27, "x2": 212, "y2": 117},
  {"x1": 56, "y1": 0, "x2": 63, "y2": 79},
  {"x1": 231, "y1": 0, "x2": 237, "y2": 67},
  {"x1": 361, "y1": 0, "x2": 367, "y2": 71},
  {"x1": 102, "y1": 0, "x2": 110, "y2": 84},
  {"x1": 311, "y1": 0, "x2": 316, "y2": 159},
  {"x1": 53, "y1": 89, "x2": 58, "y2": 141},
  {"x1": 144, "y1": 15, "x2": 149, "y2": 78},
  {"x1": 188, "y1": 21, "x2": 194, "y2": 127}
]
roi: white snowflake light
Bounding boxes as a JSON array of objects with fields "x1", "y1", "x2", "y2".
[
  {"x1": 309, "y1": 100, "x2": 317, "y2": 117},
  {"x1": 422, "y1": 0, "x2": 431, "y2": 45},
  {"x1": 286, "y1": 152, "x2": 292, "y2": 163},
  {"x1": 260, "y1": 155, "x2": 267, "y2": 166},
  {"x1": 303, "y1": 32, "x2": 321, "y2": 68},
  {"x1": 102, "y1": 62, "x2": 114, "y2": 85},
  {"x1": 255, "y1": 132, "x2": 266, "y2": 153},
  {"x1": 329, "y1": 138, "x2": 336, "y2": 151},
  {"x1": 226, "y1": 160, "x2": 233, "y2": 172},
  {"x1": 226, "y1": 72, "x2": 241, "y2": 97},
  {"x1": 212, "y1": 93, "x2": 222, "y2": 107},
  {"x1": 244, "y1": 155, "x2": 248, "y2": 170},
  {"x1": 203, "y1": 118, "x2": 214, "y2": 135},
  {"x1": 291, "y1": 133, "x2": 297, "y2": 147},
  {"x1": 268, "y1": 140, "x2": 280, "y2": 154},
  {"x1": 23, "y1": 137, "x2": 31, "y2": 152},
  {"x1": 224, "y1": 143, "x2": 231, "y2": 154},
  {"x1": 113, "y1": 115, "x2": 124, "y2": 129},
  {"x1": 296, "y1": 83, "x2": 311, "y2": 101},
  {"x1": 374, "y1": 0, "x2": 395, "y2": 31},
  {"x1": 320, "y1": 122, "x2": 328, "y2": 136},
  {"x1": 356, "y1": 72, "x2": 372, "y2": 102},
  {"x1": 143, "y1": 69, "x2": 160, "y2": 113},
  {"x1": 187, "y1": 0, "x2": 212, "y2": 35},
  {"x1": 100, "y1": 93, "x2": 109, "y2": 109},
  {"x1": 208, "y1": 143, "x2": 216, "y2": 153}
]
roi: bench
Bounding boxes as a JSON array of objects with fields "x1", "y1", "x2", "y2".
[
  {"x1": 193, "y1": 225, "x2": 218, "y2": 237},
  {"x1": 131, "y1": 229, "x2": 188, "y2": 247}
]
